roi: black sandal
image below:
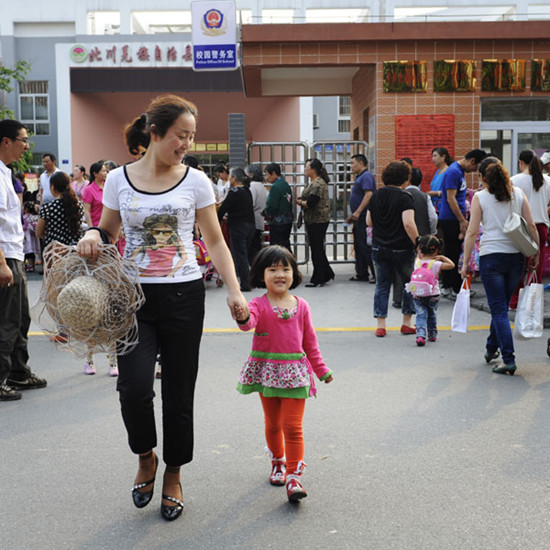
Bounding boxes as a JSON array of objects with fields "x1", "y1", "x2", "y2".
[
  {"x1": 132, "y1": 451, "x2": 158, "y2": 509},
  {"x1": 161, "y1": 466, "x2": 184, "y2": 521}
]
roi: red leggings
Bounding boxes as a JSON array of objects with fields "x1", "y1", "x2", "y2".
[{"x1": 259, "y1": 394, "x2": 306, "y2": 474}]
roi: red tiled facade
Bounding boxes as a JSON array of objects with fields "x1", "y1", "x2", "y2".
[{"x1": 241, "y1": 21, "x2": 550, "y2": 180}]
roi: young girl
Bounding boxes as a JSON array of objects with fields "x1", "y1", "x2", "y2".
[
  {"x1": 22, "y1": 201, "x2": 40, "y2": 271},
  {"x1": 410, "y1": 235, "x2": 455, "y2": 347},
  {"x1": 234, "y1": 245, "x2": 333, "y2": 502}
]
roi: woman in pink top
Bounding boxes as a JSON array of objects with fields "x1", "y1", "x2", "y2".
[
  {"x1": 234, "y1": 245, "x2": 333, "y2": 503},
  {"x1": 82, "y1": 161, "x2": 108, "y2": 227},
  {"x1": 70, "y1": 164, "x2": 88, "y2": 200}
]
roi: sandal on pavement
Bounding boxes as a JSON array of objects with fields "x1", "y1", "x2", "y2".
[
  {"x1": 132, "y1": 451, "x2": 158, "y2": 509},
  {"x1": 161, "y1": 482, "x2": 184, "y2": 521}
]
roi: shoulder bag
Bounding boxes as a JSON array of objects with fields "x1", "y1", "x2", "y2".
[{"x1": 502, "y1": 191, "x2": 538, "y2": 257}]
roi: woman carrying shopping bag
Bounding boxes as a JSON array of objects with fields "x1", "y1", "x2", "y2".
[{"x1": 461, "y1": 157, "x2": 539, "y2": 376}]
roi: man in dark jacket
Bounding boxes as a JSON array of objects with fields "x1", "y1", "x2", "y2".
[{"x1": 263, "y1": 163, "x2": 293, "y2": 251}]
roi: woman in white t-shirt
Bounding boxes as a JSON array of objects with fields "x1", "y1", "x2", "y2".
[
  {"x1": 509, "y1": 149, "x2": 550, "y2": 308},
  {"x1": 461, "y1": 157, "x2": 539, "y2": 376},
  {"x1": 77, "y1": 95, "x2": 249, "y2": 522}
]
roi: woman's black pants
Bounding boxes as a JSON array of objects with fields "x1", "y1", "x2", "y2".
[
  {"x1": 306, "y1": 222, "x2": 335, "y2": 285},
  {"x1": 117, "y1": 279, "x2": 205, "y2": 466}
]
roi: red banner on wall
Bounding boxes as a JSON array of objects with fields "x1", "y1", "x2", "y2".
[{"x1": 395, "y1": 114, "x2": 455, "y2": 192}]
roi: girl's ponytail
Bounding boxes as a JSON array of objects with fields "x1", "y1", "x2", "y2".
[{"x1": 529, "y1": 152, "x2": 544, "y2": 191}]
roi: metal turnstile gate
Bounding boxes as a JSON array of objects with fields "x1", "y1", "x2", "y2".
[{"x1": 247, "y1": 140, "x2": 369, "y2": 265}]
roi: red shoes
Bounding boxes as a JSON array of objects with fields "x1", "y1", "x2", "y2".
[
  {"x1": 269, "y1": 459, "x2": 287, "y2": 486},
  {"x1": 376, "y1": 326, "x2": 415, "y2": 336},
  {"x1": 286, "y1": 475, "x2": 307, "y2": 502}
]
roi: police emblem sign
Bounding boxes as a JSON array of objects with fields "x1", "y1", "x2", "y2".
[{"x1": 191, "y1": 1, "x2": 237, "y2": 71}]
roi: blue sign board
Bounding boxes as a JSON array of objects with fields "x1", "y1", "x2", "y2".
[{"x1": 193, "y1": 44, "x2": 236, "y2": 69}]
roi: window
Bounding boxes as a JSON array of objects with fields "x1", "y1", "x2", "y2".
[
  {"x1": 262, "y1": 9, "x2": 295, "y2": 24},
  {"x1": 338, "y1": 120, "x2": 351, "y2": 133},
  {"x1": 87, "y1": 11, "x2": 120, "y2": 35},
  {"x1": 481, "y1": 98, "x2": 550, "y2": 121},
  {"x1": 306, "y1": 9, "x2": 369, "y2": 23},
  {"x1": 338, "y1": 96, "x2": 351, "y2": 117},
  {"x1": 131, "y1": 11, "x2": 191, "y2": 34},
  {"x1": 19, "y1": 81, "x2": 49, "y2": 135},
  {"x1": 313, "y1": 114, "x2": 320, "y2": 129},
  {"x1": 337, "y1": 96, "x2": 351, "y2": 134}
]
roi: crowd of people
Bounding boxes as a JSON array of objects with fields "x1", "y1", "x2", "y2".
[{"x1": 2, "y1": 100, "x2": 550, "y2": 520}]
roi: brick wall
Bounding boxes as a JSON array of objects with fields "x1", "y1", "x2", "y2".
[{"x1": 242, "y1": 23, "x2": 550, "y2": 181}]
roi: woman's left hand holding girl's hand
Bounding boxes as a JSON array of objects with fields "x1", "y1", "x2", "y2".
[{"x1": 227, "y1": 289, "x2": 249, "y2": 321}]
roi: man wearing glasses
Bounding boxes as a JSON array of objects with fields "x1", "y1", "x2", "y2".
[{"x1": 0, "y1": 119, "x2": 47, "y2": 401}]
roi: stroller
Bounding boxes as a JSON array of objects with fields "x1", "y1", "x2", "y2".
[{"x1": 194, "y1": 238, "x2": 223, "y2": 287}]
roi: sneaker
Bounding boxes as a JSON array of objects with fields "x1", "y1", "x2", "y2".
[
  {"x1": 0, "y1": 382, "x2": 22, "y2": 401},
  {"x1": 84, "y1": 363, "x2": 96, "y2": 375},
  {"x1": 428, "y1": 333, "x2": 437, "y2": 342},
  {"x1": 416, "y1": 337, "x2": 426, "y2": 347},
  {"x1": 109, "y1": 365, "x2": 119, "y2": 377},
  {"x1": 270, "y1": 459, "x2": 287, "y2": 486},
  {"x1": 7, "y1": 373, "x2": 47, "y2": 390},
  {"x1": 286, "y1": 475, "x2": 307, "y2": 502},
  {"x1": 440, "y1": 287, "x2": 452, "y2": 297}
]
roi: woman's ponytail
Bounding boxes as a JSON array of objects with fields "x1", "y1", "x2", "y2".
[{"x1": 124, "y1": 114, "x2": 150, "y2": 156}]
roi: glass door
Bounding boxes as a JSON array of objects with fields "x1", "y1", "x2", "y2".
[
  {"x1": 480, "y1": 123, "x2": 550, "y2": 176},
  {"x1": 517, "y1": 131, "x2": 550, "y2": 159}
]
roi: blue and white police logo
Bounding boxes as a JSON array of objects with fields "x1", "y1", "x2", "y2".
[{"x1": 201, "y1": 9, "x2": 226, "y2": 36}]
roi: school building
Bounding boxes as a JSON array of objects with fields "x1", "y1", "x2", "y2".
[
  {"x1": 241, "y1": 18, "x2": 550, "y2": 183},
  {"x1": 0, "y1": 1, "x2": 549, "y2": 181}
]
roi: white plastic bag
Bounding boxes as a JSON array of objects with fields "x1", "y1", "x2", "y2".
[
  {"x1": 451, "y1": 279, "x2": 470, "y2": 333},
  {"x1": 514, "y1": 274, "x2": 543, "y2": 340}
]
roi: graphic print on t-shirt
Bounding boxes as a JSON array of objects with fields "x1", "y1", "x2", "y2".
[{"x1": 128, "y1": 212, "x2": 188, "y2": 278}]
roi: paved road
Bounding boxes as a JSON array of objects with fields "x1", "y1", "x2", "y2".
[{"x1": 2, "y1": 265, "x2": 550, "y2": 550}]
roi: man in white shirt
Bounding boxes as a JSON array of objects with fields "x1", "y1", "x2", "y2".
[
  {"x1": 0, "y1": 119, "x2": 47, "y2": 401},
  {"x1": 541, "y1": 151, "x2": 550, "y2": 174},
  {"x1": 214, "y1": 164, "x2": 230, "y2": 203},
  {"x1": 37, "y1": 152, "x2": 60, "y2": 204}
]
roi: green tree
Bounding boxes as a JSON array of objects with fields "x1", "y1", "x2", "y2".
[
  {"x1": 0, "y1": 59, "x2": 31, "y2": 119},
  {"x1": 1, "y1": 60, "x2": 33, "y2": 172}
]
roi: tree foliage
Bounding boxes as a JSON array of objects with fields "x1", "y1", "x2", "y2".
[
  {"x1": 0, "y1": 59, "x2": 31, "y2": 119},
  {"x1": 1, "y1": 60, "x2": 33, "y2": 172}
]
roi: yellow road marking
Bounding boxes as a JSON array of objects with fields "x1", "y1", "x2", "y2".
[{"x1": 29, "y1": 325, "x2": 492, "y2": 337}]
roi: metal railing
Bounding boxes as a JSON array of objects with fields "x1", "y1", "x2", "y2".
[{"x1": 247, "y1": 140, "x2": 369, "y2": 265}]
